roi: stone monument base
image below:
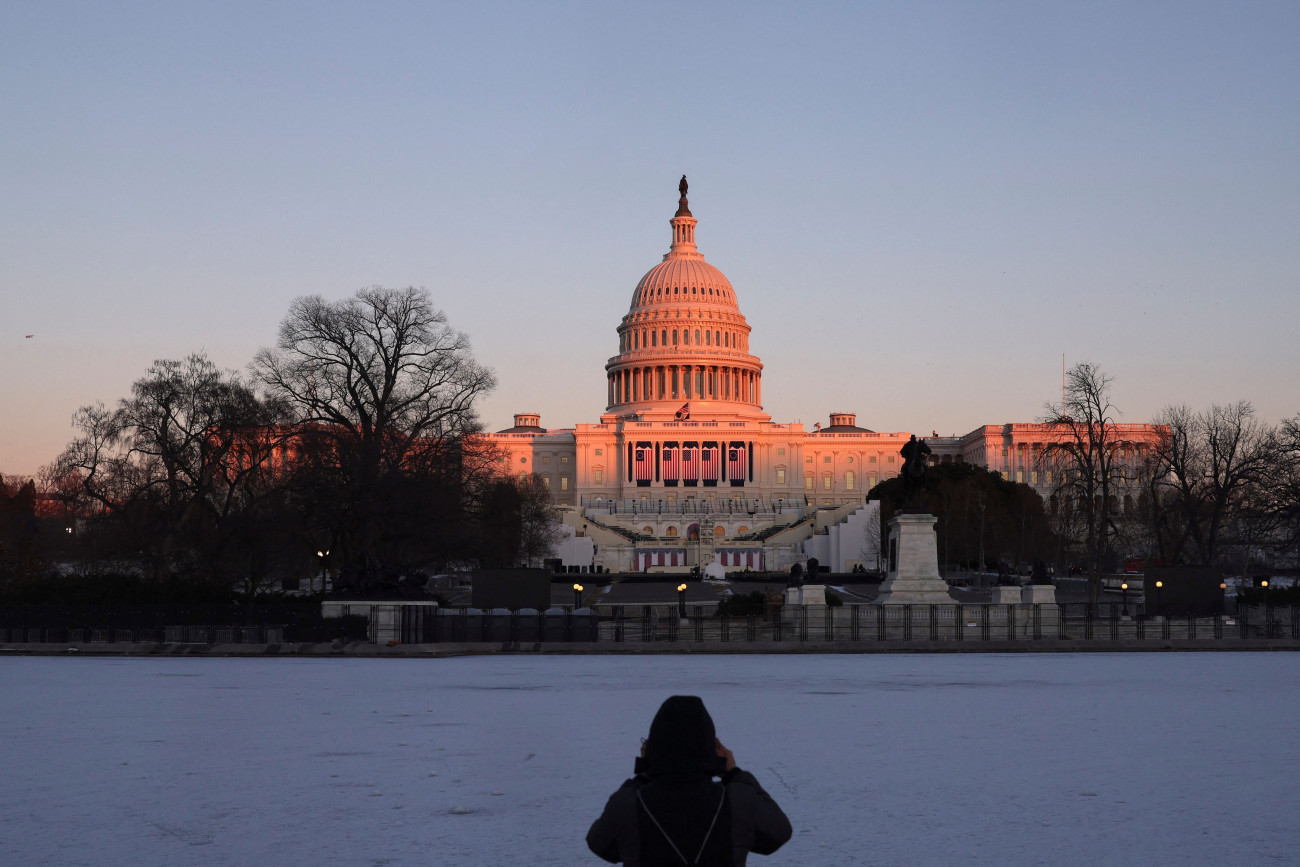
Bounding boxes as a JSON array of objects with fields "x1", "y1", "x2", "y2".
[
  {"x1": 874, "y1": 513, "x2": 954, "y2": 605},
  {"x1": 989, "y1": 586, "x2": 1022, "y2": 605},
  {"x1": 1021, "y1": 584, "x2": 1057, "y2": 604},
  {"x1": 784, "y1": 585, "x2": 827, "y2": 606}
]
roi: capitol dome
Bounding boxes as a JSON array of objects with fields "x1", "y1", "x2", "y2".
[{"x1": 603, "y1": 178, "x2": 767, "y2": 423}]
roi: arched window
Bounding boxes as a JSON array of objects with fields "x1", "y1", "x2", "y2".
[
  {"x1": 695, "y1": 329, "x2": 700, "y2": 344},
  {"x1": 705, "y1": 331, "x2": 711, "y2": 346},
  {"x1": 672, "y1": 330, "x2": 678, "y2": 345},
  {"x1": 737, "y1": 526, "x2": 748, "y2": 534},
  {"x1": 642, "y1": 526, "x2": 654, "y2": 535},
  {"x1": 651, "y1": 331, "x2": 657, "y2": 346},
  {"x1": 665, "y1": 526, "x2": 678, "y2": 537},
  {"x1": 714, "y1": 526, "x2": 725, "y2": 537},
  {"x1": 661, "y1": 329, "x2": 667, "y2": 345},
  {"x1": 715, "y1": 330, "x2": 721, "y2": 345}
]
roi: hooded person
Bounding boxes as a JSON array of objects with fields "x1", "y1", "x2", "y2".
[{"x1": 587, "y1": 696, "x2": 792, "y2": 866}]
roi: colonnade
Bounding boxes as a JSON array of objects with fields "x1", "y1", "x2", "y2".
[{"x1": 607, "y1": 364, "x2": 760, "y2": 407}]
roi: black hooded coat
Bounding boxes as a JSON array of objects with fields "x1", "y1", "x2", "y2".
[{"x1": 586, "y1": 696, "x2": 792, "y2": 866}]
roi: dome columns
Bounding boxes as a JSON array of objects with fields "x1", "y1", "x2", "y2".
[{"x1": 604, "y1": 361, "x2": 763, "y2": 412}]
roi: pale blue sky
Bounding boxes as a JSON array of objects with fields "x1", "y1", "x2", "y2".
[{"x1": 3, "y1": 1, "x2": 1297, "y2": 475}]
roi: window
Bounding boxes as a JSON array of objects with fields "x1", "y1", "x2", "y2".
[
  {"x1": 776, "y1": 468, "x2": 786, "y2": 484},
  {"x1": 887, "y1": 456, "x2": 895, "y2": 463},
  {"x1": 823, "y1": 456, "x2": 831, "y2": 463},
  {"x1": 823, "y1": 476, "x2": 832, "y2": 490},
  {"x1": 543, "y1": 456, "x2": 551, "y2": 464},
  {"x1": 665, "y1": 526, "x2": 678, "y2": 537},
  {"x1": 714, "y1": 526, "x2": 725, "y2": 537},
  {"x1": 846, "y1": 457, "x2": 854, "y2": 463},
  {"x1": 777, "y1": 448, "x2": 785, "y2": 455},
  {"x1": 869, "y1": 456, "x2": 876, "y2": 463},
  {"x1": 542, "y1": 476, "x2": 551, "y2": 488},
  {"x1": 520, "y1": 457, "x2": 528, "y2": 464},
  {"x1": 560, "y1": 476, "x2": 569, "y2": 491},
  {"x1": 1016, "y1": 469, "x2": 1024, "y2": 483},
  {"x1": 594, "y1": 449, "x2": 602, "y2": 456},
  {"x1": 805, "y1": 457, "x2": 813, "y2": 464},
  {"x1": 561, "y1": 456, "x2": 569, "y2": 464},
  {"x1": 594, "y1": 469, "x2": 603, "y2": 484},
  {"x1": 845, "y1": 471, "x2": 856, "y2": 490},
  {"x1": 804, "y1": 474, "x2": 814, "y2": 490},
  {"x1": 652, "y1": 331, "x2": 657, "y2": 346}
]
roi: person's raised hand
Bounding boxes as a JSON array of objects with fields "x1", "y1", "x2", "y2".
[{"x1": 715, "y1": 738, "x2": 736, "y2": 772}]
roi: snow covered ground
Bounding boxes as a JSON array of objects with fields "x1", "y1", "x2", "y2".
[{"x1": 3, "y1": 653, "x2": 1297, "y2": 866}]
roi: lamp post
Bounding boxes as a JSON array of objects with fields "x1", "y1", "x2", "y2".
[
  {"x1": 1154, "y1": 580, "x2": 1163, "y2": 617},
  {"x1": 316, "y1": 549, "x2": 329, "y2": 594},
  {"x1": 1261, "y1": 579, "x2": 1270, "y2": 637},
  {"x1": 1121, "y1": 582, "x2": 1129, "y2": 618},
  {"x1": 677, "y1": 583, "x2": 688, "y2": 620},
  {"x1": 573, "y1": 583, "x2": 584, "y2": 610}
]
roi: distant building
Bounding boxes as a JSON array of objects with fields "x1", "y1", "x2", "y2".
[{"x1": 483, "y1": 182, "x2": 1161, "y2": 572}]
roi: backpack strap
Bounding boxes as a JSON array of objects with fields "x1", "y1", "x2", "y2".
[{"x1": 636, "y1": 784, "x2": 727, "y2": 865}]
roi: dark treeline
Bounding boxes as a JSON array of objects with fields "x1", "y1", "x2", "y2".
[{"x1": 1, "y1": 287, "x2": 558, "y2": 602}]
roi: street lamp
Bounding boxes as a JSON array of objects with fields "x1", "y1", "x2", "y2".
[
  {"x1": 677, "y1": 583, "x2": 688, "y2": 620},
  {"x1": 1154, "y1": 580, "x2": 1163, "y2": 617},
  {"x1": 1261, "y1": 580, "x2": 1270, "y2": 637},
  {"x1": 573, "y1": 583, "x2": 584, "y2": 610},
  {"x1": 316, "y1": 549, "x2": 330, "y2": 594},
  {"x1": 1121, "y1": 582, "x2": 1129, "y2": 618}
]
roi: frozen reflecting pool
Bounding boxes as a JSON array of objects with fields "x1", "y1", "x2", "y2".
[{"x1": 3, "y1": 653, "x2": 1297, "y2": 866}]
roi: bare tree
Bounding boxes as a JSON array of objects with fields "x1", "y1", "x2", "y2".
[
  {"x1": 56, "y1": 353, "x2": 288, "y2": 583},
  {"x1": 1270, "y1": 414, "x2": 1300, "y2": 559},
  {"x1": 1040, "y1": 362, "x2": 1124, "y2": 603},
  {"x1": 517, "y1": 474, "x2": 563, "y2": 568},
  {"x1": 1150, "y1": 402, "x2": 1276, "y2": 566},
  {"x1": 253, "y1": 287, "x2": 496, "y2": 582}
]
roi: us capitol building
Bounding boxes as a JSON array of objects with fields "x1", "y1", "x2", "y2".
[{"x1": 484, "y1": 179, "x2": 1158, "y2": 574}]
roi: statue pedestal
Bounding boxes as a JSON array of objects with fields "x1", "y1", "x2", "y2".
[
  {"x1": 784, "y1": 585, "x2": 827, "y2": 606},
  {"x1": 874, "y1": 513, "x2": 953, "y2": 604},
  {"x1": 990, "y1": 586, "x2": 1022, "y2": 605},
  {"x1": 1021, "y1": 584, "x2": 1056, "y2": 604}
]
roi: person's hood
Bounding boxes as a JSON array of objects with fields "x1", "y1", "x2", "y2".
[{"x1": 643, "y1": 696, "x2": 718, "y2": 779}]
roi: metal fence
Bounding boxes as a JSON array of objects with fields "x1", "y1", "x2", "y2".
[
  {"x1": 5, "y1": 603, "x2": 1295, "y2": 647},
  {"x1": 0, "y1": 624, "x2": 286, "y2": 644},
  {"x1": 387, "y1": 603, "x2": 1300, "y2": 645}
]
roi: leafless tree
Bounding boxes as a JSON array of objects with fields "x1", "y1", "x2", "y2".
[
  {"x1": 56, "y1": 353, "x2": 288, "y2": 583},
  {"x1": 1149, "y1": 402, "x2": 1276, "y2": 567},
  {"x1": 253, "y1": 287, "x2": 496, "y2": 580},
  {"x1": 517, "y1": 474, "x2": 563, "y2": 568},
  {"x1": 1040, "y1": 362, "x2": 1124, "y2": 602},
  {"x1": 1270, "y1": 414, "x2": 1300, "y2": 560}
]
